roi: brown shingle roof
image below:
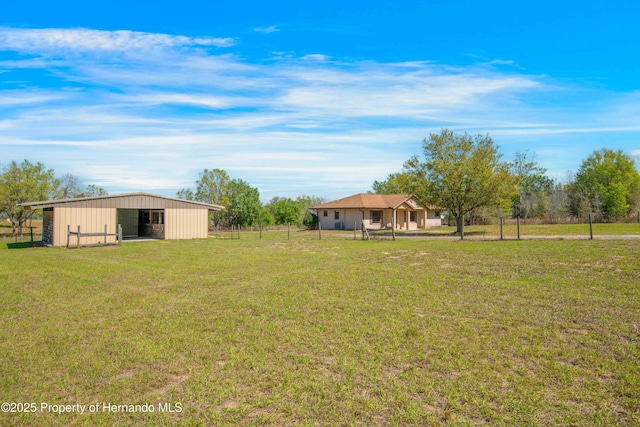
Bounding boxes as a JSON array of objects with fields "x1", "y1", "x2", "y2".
[{"x1": 312, "y1": 193, "x2": 439, "y2": 210}]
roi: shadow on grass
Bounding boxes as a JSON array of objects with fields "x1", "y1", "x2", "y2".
[{"x1": 3, "y1": 241, "x2": 43, "y2": 249}]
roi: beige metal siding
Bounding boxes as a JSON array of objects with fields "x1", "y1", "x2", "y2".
[
  {"x1": 53, "y1": 206, "x2": 117, "y2": 247},
  {"x1": 44, "y1": 195, "x2": 213, "y2": 246},
  {"x1": 165, "y1": 208, "x2": 208, "y2": 239},
  {"x1": 55, "y1": 194, "x2": 203, "y2": 210}
]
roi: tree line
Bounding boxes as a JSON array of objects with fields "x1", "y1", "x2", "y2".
[
  {"x1": 4, "y1": 131, "x2": 638, "y2": 237},
  {"x1": 372, "y1": 129, "x2": 640, "y2": 233},
  {"x1": 177, "y1": 168, "x2": 324, "y2": 229},
  {"x1": 0, "y1": 160, "x2": 109, "y2": 237},
  {"x1": 1, "y1": 161, "x2": 326, "y2": 237}
]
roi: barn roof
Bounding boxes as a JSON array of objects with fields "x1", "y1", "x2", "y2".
[
  {"x1": 312, "y1": 193, "x2": 439, "y2": 210},
  {"x1": 19, "y1": 192, "x2": 224, "y2": 210}
]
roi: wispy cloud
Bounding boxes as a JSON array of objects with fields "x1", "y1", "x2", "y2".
[
  {"x1": 254, "y1": 25, "x2": 279, "y2": 34},
  {"x1": 0, "y1": 27, "x2": 236, "y2": 53},
  {"x1": 0, "y1": 90, "x2": 65, "y2": 106},
  {"x1": 300, "y1": 54, "x2": 330, "y2": 62}
]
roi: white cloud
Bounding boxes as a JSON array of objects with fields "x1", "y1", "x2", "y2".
[
  {"x1": 0, "y1": 27, "x2": 235, "y2": 53},
  {"x1": 2, "y1": 26, "x2": 640, "y2": 200},
  {"x1": 128, "y1": 93, "x2": 243, "y2": 109},
  {"x1": 301, "y1": 54, "x2": 330, "y2": 61},
  {"x1": 254, "y1": 25, "x2": 279, "y2": 34},
  {"x1": 0, "y1": 91, "x2": 65, "y2": 106}
]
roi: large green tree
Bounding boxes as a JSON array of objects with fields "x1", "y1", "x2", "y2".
[
  {"x1": 266, "y1": 195, "x2": 325, "y2": 227},
  {"x1": 0, "y1": 160, "x2": 59, "y2": 236},
  {"x1": 195, "y1": 168, "x2": 229, "y2": 205},
  {"x1": 510, "y1": 151, "x2": 555, "y2": 219},
  {"x1": 195, "y1": 168, "x2": 229, "y2": 227},
  {"x1": 568, "y1": 148, "x2": 640, "y2": 219},
  {"x1": 176, "y1": 188, "x2": 195, "y2": 201},
  {"x1": 371, "y1": 172, "x2": 417, "y2": 194},
  {"x1": 268, "y1": 197, "x2": 303, "y2": 225},
  {"x1": 405, "y1": 129, "x2": 517, "y2": 233},
  {"x1": 226, "y1": 179, "x2": 261, "y2": 227}
]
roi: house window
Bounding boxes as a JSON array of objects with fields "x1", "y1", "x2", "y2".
[
  {"x1": 323, "y1": 210, "x2": 328, "y2": 217},
  {"x1": 334, "y1": 211, "x2": 340, "y2": 220},
  {"x1": 371, "y1": 210, "x2": 382, "y2": 223},
  {"x1": 409, "y1": 211, "x2": 416, "y2": 222}
]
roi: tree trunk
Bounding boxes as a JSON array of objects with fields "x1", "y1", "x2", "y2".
[
  {"x1": 11, "y1": 218, "x2": 23, "y2": 237},
  {"x1": 456, "y1": 213, "x2": 464, "y2": 234}
]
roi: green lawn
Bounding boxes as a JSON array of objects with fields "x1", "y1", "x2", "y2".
[
  {"x1": 432, "y1": 222, "x2": 640, "y2": 237},
  {"x1": 1, "y1": 236, "x2": 639, "y2": 426}
]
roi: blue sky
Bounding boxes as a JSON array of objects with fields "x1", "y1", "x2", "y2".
[{"x1": 1, "y1": 1, "x2": 639, "y2": 201}]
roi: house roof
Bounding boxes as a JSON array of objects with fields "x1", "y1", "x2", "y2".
[
  {"x1": 19, "y1": 192, "x2": 224, "y2": 210},
  {"x1": 312, "y1": 193, "x2": 439, "y2": 210}
]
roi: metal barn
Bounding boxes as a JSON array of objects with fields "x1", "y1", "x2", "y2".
[{"x1": 21, "y1": 193, "x2": 223, "y2": 247}]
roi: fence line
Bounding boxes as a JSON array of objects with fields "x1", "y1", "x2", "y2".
[
  {"x1": 205, "y1": 215, "x2": 640, "y2": 242},
  {"x1": 67, "y1": 224, "x2": 122, "y2": 248}
]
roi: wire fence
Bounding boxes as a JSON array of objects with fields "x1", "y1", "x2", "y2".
[
  {"x1": 5, "y1": 215, "x2": 639, "y2": 248},
  {"x1": 208, "y1": 214, "x2": 640, "y2": 242}
]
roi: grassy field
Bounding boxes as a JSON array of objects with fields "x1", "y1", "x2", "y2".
[
  {"x1": 447, "y1": 222, "x2": 639, "y2": 237},
  {"x1": 1, "y1": 234, "x2": 639, "y2": 426},
  {"x1": 385, "y1": 222, "x2": 640, "y2": 239}
]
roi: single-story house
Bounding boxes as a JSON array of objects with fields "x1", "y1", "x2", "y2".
[
  {"x1": 312, "y1": 193, "x2": 442, "y2": 231},
  {"x1": 20, "y1": 192, "x2": 223, "y2": 246}
]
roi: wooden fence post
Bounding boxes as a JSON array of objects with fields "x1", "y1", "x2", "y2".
[
  {"x1": 67, "y1": 224, "x2": 70, "y2": 248},
  {"x1": 118, "y1": 224, "x2": 122, "y2": 245},
  {"x1": 516, "y1": 217, "x2": 520, "y2": 240},
  {"x1": 260, "y1": 223, "x2": 262, "y2": 240},
  {"x1": 392, "y1": 217, "x2": 395, "y2": 241},
  {"x1": 318, "y1": 221, "x2": 322, "y2": 240},
  {"x1": 500, "y1": 217, "x2": 504, "y2": 241},
  {"x1": 238, "y1": 225, "x2": 240, "y2": 239},
  {"x1": 354, "y1": 222, "x2": 357, "y2": 240},
  {"x1": 77, "y1": 225, "x2": 81, "y2": 248},
  {"x1": 288, "y1": 223, "x2": 290, "y2": 240},
  {"x1": 460, "y1": 215, "x2": 464, "y2": 240},
  {"x1": 589, "y1": 213, "x2": 593, "y2": 240},
  {"x1": 104, "y1": 224, "x2": 107, "y2": 244}
]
